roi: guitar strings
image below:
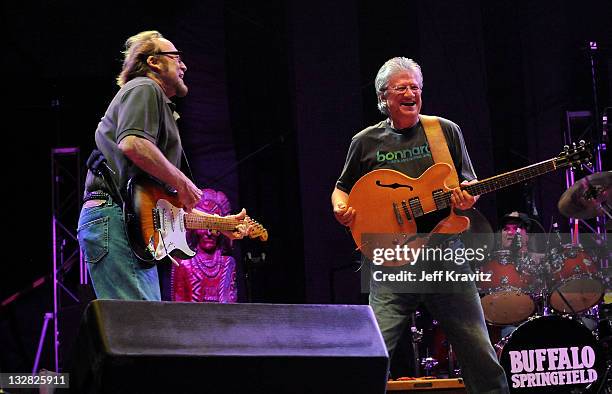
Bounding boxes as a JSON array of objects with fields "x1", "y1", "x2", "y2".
[
  {"x1": 403, "y1": 160, "x2": 559, "y2": 212},
  {"x1": 185, "y1": 214, "x2": 267, "y2": 236}
]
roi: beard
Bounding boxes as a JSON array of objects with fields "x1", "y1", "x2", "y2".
[{"x1": 175, "y1": 79, "x2": 189, "y2": 97}]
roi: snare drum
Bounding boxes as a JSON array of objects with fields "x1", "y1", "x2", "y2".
[
  {"x1": 548, "y1": 244, "x2": 604, "y2": 313},
  {"x1": 479, "y1": 250, "x2": 536, "y2": 325},
  {"x1": 496, "y1": 315, "x2": 605, "y2": 393}
]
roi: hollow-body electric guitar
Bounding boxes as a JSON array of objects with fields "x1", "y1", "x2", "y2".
[
  {"x1": 347, "y1": 142, "x2": 591, "y2": 260},
  {"x1": 124, "y1": 176, "x2": 268, "y2": 264}
]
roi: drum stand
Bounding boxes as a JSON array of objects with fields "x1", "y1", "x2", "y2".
[
  {"x1": 598, "y1": 354, "x2": 612, "y2": 392},
  {"x1": 592, "y1": 304, "x2": 612, "y2": 393},
  {"x1": 411, "y1": 312, "x2": 460, "y2": 379},
  {"x1": 590, "y1": 363, "x2": 611, "y2": 394},
  {"x1": 552, "y1": 287, "x2": 579, "y2": 314},
  {"x1": 446, "y1": 344, "x2": 459, "y2": 378},
  {"x1": 409, "y1": 312, "x2": 423, "y2": 377}
]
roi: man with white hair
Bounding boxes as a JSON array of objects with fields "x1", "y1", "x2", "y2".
[{"x1": 332, "y1": 57, "x2": 509, "y2": 392}]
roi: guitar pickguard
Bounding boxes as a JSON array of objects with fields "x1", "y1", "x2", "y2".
[
  {"x1": 153, "y1": 199, "x2": 196, "y2": 260},
  {"x1": 124, "y1": 174, "x2": 268, "y2": 263}
]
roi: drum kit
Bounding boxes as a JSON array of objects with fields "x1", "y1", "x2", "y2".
[
  {"x1": 395, "y1": 172, "x2": 610, "y2": 392},
  {"x1": 479, "y1": 171, "x2": 611, "y2": 393},
  {"x1": 479, "y1": 242, "x2": 604, "y2": 325}
]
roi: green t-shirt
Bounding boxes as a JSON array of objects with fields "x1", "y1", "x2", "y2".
[{"x1": 336, "y1": 116, "x2": 476, "y2": 194}]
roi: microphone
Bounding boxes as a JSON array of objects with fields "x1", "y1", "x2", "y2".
[
  {"x1": 550, "y1": 222, "x2": 564, "y2": 258},
  {"x1": 552, "y1": 222, "x2": 563, "y2": 246},
  {"x1": 510, "y1": 233, "x2": 523, "y2": 259}
]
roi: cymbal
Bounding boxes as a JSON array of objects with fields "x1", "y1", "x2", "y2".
[{"x1": 558, "y1": 171, "x2": 612, "y2": 219}]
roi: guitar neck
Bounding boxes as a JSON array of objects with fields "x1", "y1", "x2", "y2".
[
  {"x1": 184, "y1": 214, "x2": 242, "y2": 231},
  {"x1": 464, "y1": 157, "x2": 560, "y2": 196},
  {"x1": 184, "y1": 213, "x2": 269, "y2": 240}
]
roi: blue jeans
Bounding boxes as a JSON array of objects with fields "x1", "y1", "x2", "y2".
[
  {"x1": 77, "y1": 197, "x2": 161, "y2": 300},
  {"x1": 370, "y1": 286, "x2": 509, "y2": 393}
]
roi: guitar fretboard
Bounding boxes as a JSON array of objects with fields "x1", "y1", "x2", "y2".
[
  {"x1": 466, "y1": 159, "x2": 557, "y2": 196},
  {"x1": 437, "y1": 158, "x2": 560, "y2": 206},
  {"x1": 184, "y1": 214, "x2": 242, "y2": 231},
  {"x1": 184, "y1": 213, "x2": 268, "y2": 240}
]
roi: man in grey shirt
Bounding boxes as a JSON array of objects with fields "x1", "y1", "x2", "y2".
[{"x1": 78, "y1": 31, "x2": 248, "y2": 300}]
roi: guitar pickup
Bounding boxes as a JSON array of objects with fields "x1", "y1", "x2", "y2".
[
  {"x1": 152, "y1": 208, "x2": 161, "y2": 231},
  {"x1": 401, "y1": 200, "x2": 411, "y2": 220},
  {"x1": 409, "y1": 197, "x2": 424, "y2": 218},
  {"x1": 393, "y1": 202, "x2": 403, "y2": 225},
  {"x1": 432, "y1": 189, "x2": 449, "y2": 210}
]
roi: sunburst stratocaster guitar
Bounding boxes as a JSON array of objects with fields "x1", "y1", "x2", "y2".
[
  {"x1": 124, "y1": 176, "x2": 268, "y2": 264},
  {"x1": 347, "y1": 142, "x2": 591, "y2": 261}
]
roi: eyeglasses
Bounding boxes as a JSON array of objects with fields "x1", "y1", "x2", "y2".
[
  {"x1": 156, "y1": 51, "x2": 184, "y2": 64},
  {"x1": 385, "y1": 85, "x2": 421, "y2": 94}
]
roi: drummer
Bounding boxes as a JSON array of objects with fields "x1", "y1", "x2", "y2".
[{"x1": 499, "y1": 211, "x2": 544, "y2": 264}]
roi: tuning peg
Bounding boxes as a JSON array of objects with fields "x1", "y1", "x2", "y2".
[{"x1": 563, "y1": 144, "x2": 570, "y2": 152}]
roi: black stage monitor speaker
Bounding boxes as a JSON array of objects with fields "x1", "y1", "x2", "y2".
[{"x1": 71, "y1": 300, "x2": 389, "y2": 394}]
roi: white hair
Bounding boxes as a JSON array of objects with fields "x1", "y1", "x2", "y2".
[{"x1": 374, "y1": 57, "x2": 423, "y2": 115}]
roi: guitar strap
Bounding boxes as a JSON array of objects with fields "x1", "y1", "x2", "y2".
[
  {"x1": 181, "y1": 149, "x2": 197, "y2": 183},
  {"x1": 420, "y1": 114, "x2": 460, "y2": 188},
  {"x1": 85, "y1": 148, "x2": 126, "y2": 206}
]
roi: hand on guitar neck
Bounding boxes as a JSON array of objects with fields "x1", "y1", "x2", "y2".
[
  {"x1": 191, "y1": 207, "x2": 252, "y2": 240},
  {"x1": 451, "y1": 179, "x2": 479, "y2": 210}
]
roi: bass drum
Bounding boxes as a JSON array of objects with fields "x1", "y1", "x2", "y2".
[{"x1": 496, "y1": 315, "x2": 605, "y2": 393}]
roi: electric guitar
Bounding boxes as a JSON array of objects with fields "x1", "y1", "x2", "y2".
[
  {"x1": 347, "y1": 142, "x2": 591, "y2": 262},
  {"x1": 124, "y1": 176, "x2": 268, "y2": 264}
]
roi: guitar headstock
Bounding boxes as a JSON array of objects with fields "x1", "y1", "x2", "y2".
[
  {"x1": 246, "y1": 218, "x2": 269, "y2": 241},
  {"x1": 556, "y1": 140, "x2": 592, "y2": 170}
]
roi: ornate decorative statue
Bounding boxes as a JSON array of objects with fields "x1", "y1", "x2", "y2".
[{"x1": 171, "y1": 189, "x2": 237, "y2": 303}]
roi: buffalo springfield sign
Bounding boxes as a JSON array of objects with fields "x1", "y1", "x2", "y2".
[{"x1": 508, "y1": 345, "x2": 598, "y2": 388}]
